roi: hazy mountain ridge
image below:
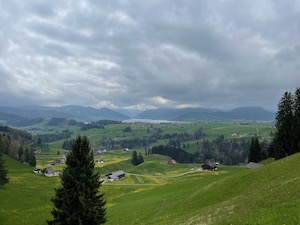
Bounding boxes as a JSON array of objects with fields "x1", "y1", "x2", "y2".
[
  {"x1": 0, "y1": 105, "x2": 275, "y2": 126},
  {"x1": 134, "y1": 106, "x2": 275, "y2": 121},
  {"x1": 0, "y1": 105, "x2": 129, "y2": 125}
]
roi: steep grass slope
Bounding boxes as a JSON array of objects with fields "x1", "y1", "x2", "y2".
[
  {"x1": 104, "y1": 153, "x2": 300, "y2": 225},
  {"x1": 0, "y1": 153, "x2": 299, "y2": 225}
]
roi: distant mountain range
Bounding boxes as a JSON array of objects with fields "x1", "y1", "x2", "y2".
[
  {"x1": 134, "y1": 106, "x2": 275, "y2": 121},
  {"x1": 0, "y1": 105, "x2": 275, "y2": 126}
]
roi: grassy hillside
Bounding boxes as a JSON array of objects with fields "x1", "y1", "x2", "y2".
[
  {"x1": 0, "y1": 155, "x2": 58, "y2": 225},
  {"x1": 0, "y1": 153, "x2": 299, "y2": 225},
  {"x1": 103, "y1": 153, "x2": 300, "y2": 225}
]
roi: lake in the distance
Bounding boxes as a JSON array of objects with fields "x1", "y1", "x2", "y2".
[{"x1": 122, "y1": 119, "x2": 191, "y2": 124}]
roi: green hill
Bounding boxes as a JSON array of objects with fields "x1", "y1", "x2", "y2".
[
  {"x1": 103, "y1": 153, "x2": 300, "y2": 225},
  {"x1": 0, "y1": 153, "x2": 299, "y2": 225}
]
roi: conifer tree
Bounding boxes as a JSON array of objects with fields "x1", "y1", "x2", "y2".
[
  {"x1": 0, "y1": 136, "x2": 9, "y2": 186},
  {"x1": 138, "y1": 152, "x2": 144, "y2": 164},
  {"x1": 273, "y1": 91, "x2": 294, "y2": 159},
  {"x1": 48, "y1": 136, "x2": 106, "y2": 225},
  {"x1": 131, "y1": 150, "x2": 139, "y2": 166},
  {"x1": 28, "y1": 149, "x2": 36, "y2": 167},
  {"x1": 248, "y1": 137, "x2": 261, "y2": 163},
  {"x1": 293, "y1": 87, "x2": 300, "y2": 153}
]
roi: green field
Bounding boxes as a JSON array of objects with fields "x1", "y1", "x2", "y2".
[
  {"x1": 0, "y1": 151, "x2": 299, "y2": 225},
  {"x1": 25, "y1": 121, "x2": 275, "y2": 153},
  {"x1": 2, "y1": 121, "x2": 298, "y2": 225}
]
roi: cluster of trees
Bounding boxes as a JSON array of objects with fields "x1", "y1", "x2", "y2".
[
  {"x1": 123, "y1": 126, "x2": 132, "y2": 132},
  {"x1": 48, "y1": 136, "x2": 106, "y2": 224},
  {"x1": 131, "y1": 150, "x2": 144, "y2": 166},
  {"x1": 95, "y1": 136, "x2": 159, "y2": 150},
  {"x1": 0, "y1": 126, "x2": 34, "y2": 186},
  {"x1": 61, "y1": 139, "x2": 75, "y2": 150},
  {"x1": 0, "y1": 135, "x2": 9, "y2": 186},
  {"x1": 80, "y1": 120, "x2": 121, "y2": 131},
  {"x1": 18, "y1": 146, "x2": 36, "y2": 167},
  {"x1": 150, "y1": 135, "x2": 252, "y2": 165},
  {"x1": 150, "y1": 145, "x2": 196, "y2": 163},
  {"x1": 0, "y1": 127, "x2": 33, "y2": 161},
  {"x1": 163, "y1": 128, "x2": 206, "y2": 145},
  {"x1": 48, "y1": 118, "x2": 69, "y2": 126},
  {"x1": 36, "y1": 130, "x2": 72, "y2": 144},
  {"x1": 166, "y1": 131, "x2": 203, "y2": 148},
  {"x1": 271, "y1": 87, "x2": 300, "y2": 159},
  {"x1": 95, "y1": 127, "x2": 206, "y2": 151},
  {"x1": 0, "y1": 126, "x2": 32, "y2": 144},
  {"x1": 248, "y1": 137, "x2": 268, "y2": 163},
  {"x1": 200, "y1": 135, "x2": 250, "y2": 165}
]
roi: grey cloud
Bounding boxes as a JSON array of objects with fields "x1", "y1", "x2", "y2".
[{"x1": 0, "y1": 0, "x2": 300, "y2": 111}]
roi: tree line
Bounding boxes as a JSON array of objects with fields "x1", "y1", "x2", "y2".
[
  {"x1": 150, "y1": 135, "x2": 251, "y2": 165},
  {"x1": 0, "y1": 127, "x2": 36, "y2": 186},
  {"x1": 80, "y1": 120, "x2": 122, "y2": 131},
  {"x1": 36, "y1": 130, "x2": 72, "y2": 144},
  {"x1": 18, "y1": 146, "x2": 36, "y2": 167},
  {"x1": 95, "y1": 127, "x2": 206, "y2": 151}
]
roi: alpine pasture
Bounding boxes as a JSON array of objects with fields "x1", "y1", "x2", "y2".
[{"x1": 1, "y1": 121, "x2": 299, "y2": 225}]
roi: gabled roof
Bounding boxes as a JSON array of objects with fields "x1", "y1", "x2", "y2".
[
  {"x1": 204, "y1": 159, "x2": 216, "y2": 168},
  {"x1": 111, "y1": 170, "x2": 125, "y2": 176},
  {"x1": 44, "y1": 167, "x2": 56, "y2": 174},
  {"x1": 106, "y1": 170, "x2": 125, "y2": 180}
]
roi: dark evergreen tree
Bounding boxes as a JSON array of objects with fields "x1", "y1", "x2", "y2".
[
  {"x1": 248, "y1": 137, "x2": 261, "y2": 163},
  {"x1": 138, "y1": 152, "x2": 144, "y2": 164},
  {"x1": 28, "y1": 149, "x2": 36, "y2": 167},
  {"x1": 131, "y1": 150, "x2": 139, "y2": 166},
  {"x1": 293, "y1": 87, "x2": 300, "y2": 153},
  {"x1": 0, "y1": 136, "x2": 9, "y2": 186},
  {"x1": 48, "y1": 136, "x2": 106, "y2": 225},
  {"x1": 272, "y1": 92, "x2": 295, "y2": 159}
]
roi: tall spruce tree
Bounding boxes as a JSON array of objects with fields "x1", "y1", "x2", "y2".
[
  {"x1": 28, "y1": 149, "x2": 36, "y2": 167},
  {"x1": 248, "y1": 137, "x2": 261, "y2": 163},
  {"x1": 273, "y1": 91, "x2": 294, "y2": 159},
  {"x1": 0, "y1": 136, "x2": 9, "y2": 186},
  {"x1": 48, "y1": 136, "x2": 106, "y2": 225},
  {"x1": 131, "y1": 150, "x2": 139, "y2": 166},
  {"x1": 293, "y1": 87, "x2": 300, "y2": 153},
  {"x1": 138, "y1": 152, "x2": 144, "y2": 164}
]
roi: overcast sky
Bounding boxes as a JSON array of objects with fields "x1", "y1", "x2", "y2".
[{"x1": 1, "y1": 0, "x2": 300, "y2": 111}]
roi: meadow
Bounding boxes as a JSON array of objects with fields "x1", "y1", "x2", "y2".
[
  {"x1": 0, "y1": 152, "x2": 299, "y2": 225},
  {"x1": 29, "y1": 120, "x2": 275, "y2": 154},
  {"x1": 2, "y1": 121, "x2": 298, "y2": 225}
]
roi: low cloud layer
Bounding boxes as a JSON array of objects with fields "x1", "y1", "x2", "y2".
[{"x1": 1, "y1": 0, "x2": 300, "y2": 111}]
